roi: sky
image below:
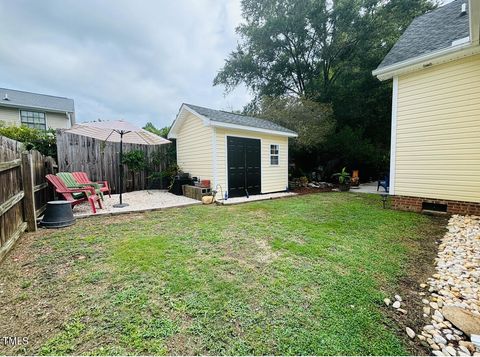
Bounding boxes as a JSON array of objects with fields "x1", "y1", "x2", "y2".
[
  {"x1": 0, "y1": 0, "x2": 250, "y2": 129},
  {"x1": 0, "y1": 0, "x2": 456, "y2": 129}
]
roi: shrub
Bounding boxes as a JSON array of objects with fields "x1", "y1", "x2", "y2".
[{"x1": 0, "y1": 121, "x2": 57, "y2": 158}]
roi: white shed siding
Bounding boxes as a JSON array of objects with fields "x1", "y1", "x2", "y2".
[
  {"x1": 214, "y1": 127, "x2": 289, "y2": 195},
  {"x1": 176, "y1": 111, "x2": 214, "y2": 180},
  {"x1": 394, "y1": 54, "x2": 480, "y2": 203}
]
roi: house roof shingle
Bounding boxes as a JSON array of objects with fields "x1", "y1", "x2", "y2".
[
  {"x1": 377, "y1": 0, "x2": 470, "y2": 70},
  {"x1": 185, "y1": 103, "x2": 297, "y2": 135},
  {"x1": 0, "y1": 87, "x2": 75, "y2": 112}
]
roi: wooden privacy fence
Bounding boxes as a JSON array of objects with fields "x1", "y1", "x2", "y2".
[
  {"x1": 56, "y1": 131, "x2": 171, "y2": 193},
  {"x1": 0, "y1": 135, "x2": 56, "y2": 262}
]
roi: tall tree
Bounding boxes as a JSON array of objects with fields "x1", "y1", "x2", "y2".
[{"x1": 215, "y1": 0, "x2": 436, "y2": 178}]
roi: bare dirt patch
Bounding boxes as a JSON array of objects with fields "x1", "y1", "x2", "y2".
[{"x1": 382, "y1": 216, "x2": 448, "y2": 355}]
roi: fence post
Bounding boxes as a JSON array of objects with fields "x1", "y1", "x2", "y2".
[{"x1": 21, "y1": 151, "x2": 37, "y2": 232}]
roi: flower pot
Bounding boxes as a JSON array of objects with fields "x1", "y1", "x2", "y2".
[{"x1": 339, "y1": 183, "x2": 351, "y2": 192}]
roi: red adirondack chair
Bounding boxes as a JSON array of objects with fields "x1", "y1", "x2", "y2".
[
  {"x1": 72, "y1": 172, "x2": 111, "y2": 198},
  {"x1": 46, "y1": 174, "x2": 103, "y2": 214}
]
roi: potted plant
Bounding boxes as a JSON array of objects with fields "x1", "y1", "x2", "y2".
[{"x1": 332, "y1": 167, "x2": 351, "y2": 192}]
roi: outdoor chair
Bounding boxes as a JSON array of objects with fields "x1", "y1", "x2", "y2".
[
  {"x1": 46, "y1": 174, "x2": 103, "y2": 214},
  {"x1": 72, "y1": 172, "x2": 111, "y2": 198},
  {"x1": 377, "y1": 175, "x2": 389, "y2": 192},
  {"x1": 57, "y1": 172, "x2": 104, "y2": 199}
]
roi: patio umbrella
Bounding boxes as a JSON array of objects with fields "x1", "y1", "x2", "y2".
[{"x1": 71, "y1": 120, "x2": 170, "y2": 208}]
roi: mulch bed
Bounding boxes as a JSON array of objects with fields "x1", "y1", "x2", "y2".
[{"x1": 291, "y1": 187, "x2": 333, "y2": 195}]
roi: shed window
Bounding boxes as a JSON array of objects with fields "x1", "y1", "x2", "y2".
[
  {"x1": 20, "y1": 110, "x2": 46, "y2": 130},
  {"x1": 270, "y1": 144, "x2": 279, "y2": 165}
]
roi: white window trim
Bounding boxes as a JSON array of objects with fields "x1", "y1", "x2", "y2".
[
  {"x1": 19, "y1": 109, "x2": 48, "y2": 131},
  {"x1": 270, "y1": 143, "x2": 280, "y2": 166}
]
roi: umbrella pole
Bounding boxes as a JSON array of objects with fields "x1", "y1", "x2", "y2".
[{"x1": 113, "y1": 131, "x2": 129, "y2": 208}]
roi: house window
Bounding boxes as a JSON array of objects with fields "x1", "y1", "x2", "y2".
[
  {"x1": 20, "y1": 110, "x2": 46, "y2": 130},
  {"x1": 270, "y1": 144, "x2": 279, "y2": 165}
]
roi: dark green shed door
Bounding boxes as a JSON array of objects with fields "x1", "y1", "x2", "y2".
[{"x1": 227, "y1": 136, "x2": 261, "y2": 197}]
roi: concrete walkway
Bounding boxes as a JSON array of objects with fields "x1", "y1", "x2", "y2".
[
  {"x1": 217, "y1": 192, "x2": 297, "y2": 205},
  {"x1": 350, "y1": 182, "x2": 388, "y2": 195}
]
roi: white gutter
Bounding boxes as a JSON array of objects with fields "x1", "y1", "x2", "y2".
[{"x1": 0, "y1": 101, "x2": 74, "y2": 114}]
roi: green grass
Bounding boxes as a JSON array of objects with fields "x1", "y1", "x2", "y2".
[{"x1": 0, "y1": 193, "x2": 442, "y2": 355}]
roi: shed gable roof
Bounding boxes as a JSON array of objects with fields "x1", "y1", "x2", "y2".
[
  {"x1": 0, "y1": 87, "x2": 75, "y2": 113},
  {"x1": 378, "y1": 0, "x2": 470, "y2": 71},
  {"x1": 168, "y1": 104, "x2": 298, "y2": 138}
]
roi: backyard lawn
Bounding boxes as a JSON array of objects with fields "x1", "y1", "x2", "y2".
[{"x1": 0, "y1": 193, "x2": 445, "y2": 355}]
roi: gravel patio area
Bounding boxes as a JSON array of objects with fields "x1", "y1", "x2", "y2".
[{"x1": 73, "y1": 190, "x2": 200, "y2": 217}]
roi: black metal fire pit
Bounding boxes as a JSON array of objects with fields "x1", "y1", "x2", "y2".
[{"x1": 40, "y1": 201, "x2": 76, "y2": 228}]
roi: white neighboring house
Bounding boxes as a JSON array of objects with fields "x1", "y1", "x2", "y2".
[
  {"x1": 0, "y1": 87, "x2": 75, "y2": 130},
  {"x1": 168, "y1": 103, "x2": 298, "y2": 199}
]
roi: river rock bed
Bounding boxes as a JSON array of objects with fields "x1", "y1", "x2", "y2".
[{"x1": 419, "y1": 215, "x2": 480, "y2": 356}]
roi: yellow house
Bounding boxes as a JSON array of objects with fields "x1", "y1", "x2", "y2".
[
  {"x1": 373, "y1": 0, "x2": 480, "y2": 215},
  {"x1": 168, "y1": 104, "x2": 298, "y2": 199}
]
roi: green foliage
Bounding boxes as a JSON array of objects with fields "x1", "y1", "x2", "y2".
[
  {"x1": 0, "y1": 121, "x2": 57, "y2": 158},
  {"x1": 248, "y1": 96, "x2": 335, "y2": 154},
  {"x1": 122, "y1": 150, "x2": 146, "y2": 173},
  {"x1": 215, "y1": 0, "x2": 436, "y2": 179},
  {"x1": 143, "y1": 122, "x2": 170, "y2": 138},
  {"x1": 332, "y1": 167, "x2": 351, "y2": 184}
]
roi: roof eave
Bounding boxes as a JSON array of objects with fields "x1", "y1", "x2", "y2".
[
  {"x1": 167, "y1": 103, "x2": 211, "y2": 139},
  {"x1": 0, "y1": 101, "x2": 74, "y2": 114},
  {"x1": 168, "y1": 103, "x2": 298, "y2": 138},
  {"x1": 208, "y1": 120, "x2": 298, "y2": 137},
  {"x1": 373, "y1": 41, "x2": 480, "y2": 80}
]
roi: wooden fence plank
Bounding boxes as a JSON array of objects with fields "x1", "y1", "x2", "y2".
[
  {"x1": 0, "y1": 159, "x2": 21, "y2": 172},
  {"x1": 0, "y1": 191, "x2": 24, "y2": 216},
  {"x1": 0, "y1": 222, "x2": 27, "y2": 263},
  {"x1": 56, "y1": 130, "x2": 171, "y2": 193},
  {"x1": 34, "y1": 182, "x2": 48, "y2": 192},
  {"x1": 21, "y1": 152, "x2": 37, "y2": 232}
]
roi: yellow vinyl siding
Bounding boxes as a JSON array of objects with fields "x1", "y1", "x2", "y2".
[
  {"x1": 394, "y1": 54, "x2": 480, "y2": 203},
  {"x1": 214, "y1": 127, "x2": 288, "y2": 195},
  {"x1": 176, "y1": 112, "x2": 214, "y2": 181}
]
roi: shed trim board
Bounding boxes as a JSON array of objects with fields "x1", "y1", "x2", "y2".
[
  {"x1": 389, "y1": 76, "x2": 399, "y2": 195},
  {"x1": 209, "y1": 121, "x2": 298, "y2": 137}
]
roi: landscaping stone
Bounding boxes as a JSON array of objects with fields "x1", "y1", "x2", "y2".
[
  {"x1": 418, "y1": 215, "x2": 480, "y2": 356},
  {"x1": 442, "y1": 307, "x2": 480, "y2": 337},
  {"x1": 392, "y1": 301, "x2": 401, "y2": 309},
  {"x1": 395, "y1": 294, "x2": 402, "y2": 301},
  {"x1": 406, "y1": 327, "x2": 416, "y2": 339},
  {"x1": 384, "y1": 298, "x2": 391, "y2": 306}
]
